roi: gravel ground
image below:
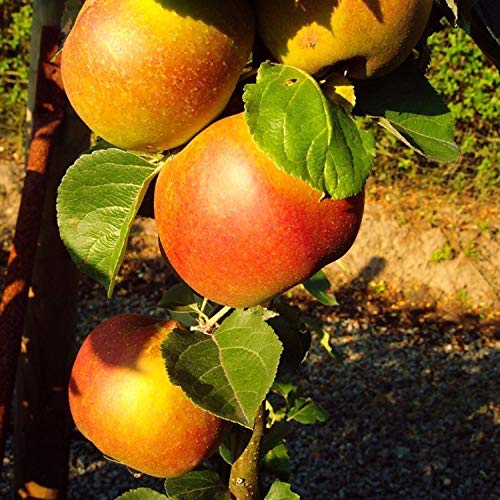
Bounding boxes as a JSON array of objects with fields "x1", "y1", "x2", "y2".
[
  {"x1": 287, "y1": 287, "x2": 499, "y2": 499},
  {"x1": 1, "y1": 217, "x2": 498, "y2": 498}
]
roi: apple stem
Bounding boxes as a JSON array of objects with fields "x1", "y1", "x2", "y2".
[
  {"x1": 190, "y1": 305, "x2": 231, "y2": 334},
  {"x1": 208, "y1": 305, "x2": 231, "y2": 327},
  {"x1": 238, "y1": 68, "x2": 258, "y2": 82},
  {"x1": 191, "y1": 303, "x2": 210, "y2": 324},
  {"x1": 200, "y1": 297, "x2": 208, "y2": 314},
  {"x1": 229, "y1": 404, "x2": 265, "y2": 499}
]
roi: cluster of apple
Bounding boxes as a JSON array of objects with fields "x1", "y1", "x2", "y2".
[{"x1": 63, "y1": 0, "x2": 432, "y2": 482}]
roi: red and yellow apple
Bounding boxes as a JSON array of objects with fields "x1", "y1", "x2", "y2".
[
  {"x1": 253, "y1": 0, "x2": 433, "y2": 78},
  {"x1": 69, "y1": 314, "x2": 223, "y2": 478},
  {"x1": 61, "y1": 0, "x2": 255, "y2": 151},
  {"x1": 154, "y1": 113, "x2": 364, "y2": 308}
]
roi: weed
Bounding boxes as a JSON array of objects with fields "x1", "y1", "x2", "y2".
[
  {"x1": 369, "y1": 280, "x2": 388, "y2": 295},
  {"x1": 431, "y1": 243, "x2": 455, "y2": 263},
  {"x1": 371, "y1": 24, "x2": 499, "y2": 197},
  {"x1": 0, "y1": 0, "x2": 32, "y2": 139},
  {"x1": 455, "y1": 289, "x2": 471, "y2": 307},
  {"x1": 463, "y1": 239, "x2": 479, "y2": 258},
  {"x1": 475, "y1": 219, "x2": 490, "y2": 233}
]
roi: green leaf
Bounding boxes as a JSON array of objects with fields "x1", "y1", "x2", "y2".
[
  {"x1": 218, "y1": 425, "x2": 251, "y2": 465},
  {"x1": 318, "y1": 329, "x2": 345, "y2": 363},
  {"x1": 287, "y1": 398, "x2": 329, "y2": 425},
  {"x1": 465, "y1": 2, "x2": 500, "y2": 71},
  {"x1": 164, "y1": 471, "x2": 230, "y2": 500},
  {"x1": 261, "y1": 421, "x2": 293, "y2": 457},
  {"x1": 261, "y1": 443, "x2": 291, "y2": 481},
  {"x1": 271, "y1": 377, "x2": 297, "y2": 400},
  {"x1": 269, "y1": 301, "x2": 311, "y2": 374},
  {"x1": 158, "y1": 283, "x2": 217, "y2": 328},
  {"x1": 57, "y1": 149, "x2": 160, "y2": 298},
  {"x1": 302, "y1": 270, "x2": 339, "y2": 306},
  {"x1": 354, "y1": 60, "x2": 459, "y2": 162},
  {"x1": 61, "y1": 0, "x2": 84, "y2": 34},
  {"x1": 162, "y1": 308, "x2": 283, "y2": 428},
  {"x1": 218, "y1": 441, "x2": 234, "y2": 466},
  {"x1": 85, "y1": 138, "x2": 167, "y2": 165},
  {"x1": 116, "y1": 489, "x2": 166, "y2": 500},
  {"x1": 159, "y1": 283, "x2": 204, "y2": 309},
  {"x1": 86, "y1": 137, "x2": 120, "y2": 154},
  {"x1": 266, "y1": 400, "x2": 287, "y2": 424},
  {"x1": 265, "y1": 482, "x2": 300, "y2": 500},
  {"x1": 439, "y1": 0, "x2": 500, "y2": 69},
  {"x1": 244, "y1": 62, "x2": 373, "y2": 199}
]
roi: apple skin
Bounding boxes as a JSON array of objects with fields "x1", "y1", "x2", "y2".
[
  {"x1": 68, "y1": 314, "x2": 223, "y2": 478},
  {"x1": 61, "y1": 0, "x2": 254, "y2": 151},
  {"x1": 154, "y1": 113, "x2": 364, "y2": 308},
  {"x1": 253, "y1": 0, "x2": 433, "y2": 78}
]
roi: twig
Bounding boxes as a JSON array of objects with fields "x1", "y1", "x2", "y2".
[{"x1": 190, "y1": 305, "x2": 232, "y2": 334}]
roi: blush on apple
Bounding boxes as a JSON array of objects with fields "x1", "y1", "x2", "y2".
[
  {"x1": 154, "y1": 113, "x2": 364, "y2": 308},
  {"x1": 69, "y1": 314, "x2": 223, "y2": 478}
]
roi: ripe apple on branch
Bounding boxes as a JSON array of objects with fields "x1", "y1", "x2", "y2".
[
  {"x1": 61, "y1": 0, "x2": 255, "y2": 151},
  {"x1": 254, "y1": 0, "x2": 433, "y2": 78},
  {"x1": 69, "y1": 314, "x2": 224, "y2": 478},
  {"x1": 154, "y1": 112, "x2": 365, "y2": 308}
]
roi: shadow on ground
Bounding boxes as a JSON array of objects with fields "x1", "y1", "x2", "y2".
[{"x1": 286, "y1": 259, "x2": 499, "y2": 499}]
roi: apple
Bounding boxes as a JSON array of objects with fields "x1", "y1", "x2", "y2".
[
  {"x1": 61, "y1": 0, "x2": 255, "y2": 151},
  {"x1": 154, "y1": 113, "x2": 364, "y2": 308},
  {"x1": 253, "y1": 0, "x2": 433, "y2": 78},
  {"x1": 69, "y1": 314, "x2": 223, "y2": 478}
]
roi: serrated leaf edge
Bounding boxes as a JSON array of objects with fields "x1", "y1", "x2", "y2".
[
  {"x1": 163, "y1": 309, "x2": 283, "y2": 429},
  {"x1": 56, "y1": 148, "x2": 161, "y2": 297}
]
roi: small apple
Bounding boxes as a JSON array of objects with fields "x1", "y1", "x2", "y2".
[
  {"x1": 253, "y1": 0, "x2": 433, "y2": 78},
  {"x1": 69, "y1": 314, "x2": 223, "y2": 478},
  {"x1": 154, "y1": 113, "x2": 364, "y2": 308},
  {"x1": 61, "y1": 0, "x2": 255, "y2": 151}
]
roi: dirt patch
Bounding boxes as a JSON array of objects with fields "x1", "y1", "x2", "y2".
[
  {"x1": 0, "y1": 154, "x2": 23, "y2": 276},
  {"x1": 325, "y1": 182, "x2": 498, "y2": 311},
  {"x1": 0, "y1": 157, "x2": 23, "y2": 235}
]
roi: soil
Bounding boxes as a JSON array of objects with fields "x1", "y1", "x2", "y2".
[
  {"x1": 0, "y1": 151, "x2": 498, "y2": 499},
  {"x1": 0, "y1": 153, "x2": 24, "y2": 259}
]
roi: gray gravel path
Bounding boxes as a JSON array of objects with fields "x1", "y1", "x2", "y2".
[{"x1": 287, "y1": 297, "x2": 499, "y2": 499}]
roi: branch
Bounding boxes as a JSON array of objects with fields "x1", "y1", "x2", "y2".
[{"x1": 229, "y1": 404, "x2": 266, "y2": 499}]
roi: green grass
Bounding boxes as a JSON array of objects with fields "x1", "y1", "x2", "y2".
[
  {"x1": 371, "y1": 25, "x2": 499, "y2": 197},
  {"x1": 431, "y1": 243, "x2": 455, "y2": 263},
  {"x1": 0, "y1": 0, "x2": 32, "y2": 140}
]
